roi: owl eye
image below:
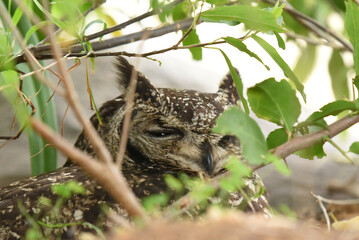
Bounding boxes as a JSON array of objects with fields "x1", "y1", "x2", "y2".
[{"x1": 146, "y1": 128, "x2": 184, "y2": 139}]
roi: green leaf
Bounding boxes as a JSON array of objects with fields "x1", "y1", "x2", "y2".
[
  {"x1": 293, "y1": 44, "x2": 317, "y2": 83},
  {"x1": 12, "y1": 5, "x2": 24, "y2": 26},
  {"x1": 305, "y1": 100, "x2": 358, "y2": 123},
  {"x1": 82, "y1": 19, "x2": 106, "y2": 37},
  {"x1": 201, "y1": 5, "x2": 284, "y2": 33},
  {"x1": 51, "y1": 180, "x2": 85, "y2": 199},
  {"x1": 247, "y1": 78, "x2": 301, "y2": 132},
  {"x1": 66, "y1": 181, "x2": 86, "y2": 194},
  {"x1": 24, "y1": 22, "x2": 46, "y2": 44},
  {"x1": 251, "y1": 35, "x2": 306, "y2": 101},
  {"x1": 223, "y1": 37, "x2": 270, "y2": 70},
  {"x1": 50, "y1": 0, "x2": 88, "y2": 37},
  {"x1": 354, "y1": 75, "x2": 359, "y2": 91},
  {"x1": 295, "y1": 142, "x2": 326, "y2": 160},
  {"x1": 329, "y1": 50, "x2": 349, "y2": 100},
  {"x1": 266, "y1": 128, "x2": 288, "y2": 149},
  {"x1": 267, "y1": 153, "x2": 290, "y2": 176},
  {"x1": 224, "y1": 156, "x2": 252, "y2": 177},
  {"x1": 142, "y1": 193, "x2": 169, "y2": 211},
  {"x1": 220, "y1": 157, "x2": 250, "y2": 191},
  {"x1": 345, "y1": 0, "x2": 359, "y2": 74},
  {"x1": 271, "y1": 1, "x2": 285, "y2": 19},
  {"x1": 172, "y1": 2, "x2": 189, "y2": 21},
  {"x1": 190, "y1": 182, "x2": 216, "y2": 203},
  {"x1": 294, "y1": 123, "x2": 326, "y2": 160},
  {"x1": 218, "y1": 49, "x2": 250, "y2": 114},
  {"x1": 274, "y1": 32, "x2": 285, "y2": 50},
  {"x1": 213, "y1": 106, "x2": 268, "y2": 164},
  {"x1": 165, "y1": 175, "x2": 183, "y2": 192},
  {"x1": 7, "y1": 0, "x2": 59, "y2": 175},
  {"x1": 182, "y1": 29, "x2": 202, "y2": 61},
  {"x1": 349, "y1": 142, "x2": 359, "y2": 154},
  {"x1": 0, "y1": 70, "x2": 29, "y2": 127},
  {"x1": 0, "y1": 29, "x2": 15, "y2": 70}
]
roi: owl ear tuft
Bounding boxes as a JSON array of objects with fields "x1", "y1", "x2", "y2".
[
  {"x1": 217, "y1": 70, "x2": 241, "y2": 104},
  {"x1": 115, "y1": 56, "x2": 157, "y2": 96}
]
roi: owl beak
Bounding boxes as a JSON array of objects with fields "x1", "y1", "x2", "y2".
[{"x1": 202, "y1": 144, "x2": 214, "y2": 175}]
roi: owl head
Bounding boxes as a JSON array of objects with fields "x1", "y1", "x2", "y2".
[{"x1": 74, "y1": 57, "x2": 241, "y2": 177}]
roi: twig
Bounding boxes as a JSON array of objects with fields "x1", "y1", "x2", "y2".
[
  {"x1": 0, "y1": 1, "x2": 55, "y2": 88},
  {"x1": 36, "y1": 0, "x2": 106, "y2": 46},
  {"x1": 14, "y1": 18, "x2": 195, "y2": 63},
  {"x1": 0, "y1": 87, "x2": 36, "y2": 144},
  {"x1": 40, "y1": 0, "x2": 113, "y2": 165},
  {"x1": 313, "y1": 194, "x2": 359, "y2": 205},
  {"x1": 31, "y1": 118, "x2": 147, "y2": 219},
  {"x1": 323, "y1": 136, "x2": 353, "y2": 164},
  {"x1": 172, "y1": 0, "x2": 204, "y2": 48},
  {"x1": 273, "y1": 114, "x2": 359, "y2": 159},
  {"x1": 261, "y1": 0, "x2": 353, "y2": 52},
  {"x1": 82, "y1": 0, "x2": 184, "y2": 43},
  {"x1": 115, "y1": 38, "x2": 148, "y2": 168},
  {"x1": 284, "y1": 32, "x2": 344, "y2": 50},
  {"x1": 44, "y1": 36, "x2": 226, "y2": 60},
  {"x1": 29, "y1": 0, "x2": 148, "y2": 221},
  {"x1": 311, "y1": 192, "x2": 331, "y2": 231}
]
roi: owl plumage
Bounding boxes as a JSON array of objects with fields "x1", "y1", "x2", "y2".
[{"x1": 0, "y1": 57, "x2": 269, "y2": 239}]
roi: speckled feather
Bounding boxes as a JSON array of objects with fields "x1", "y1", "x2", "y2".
[{"x1": 0, "y1": 57, "x2": 269, "y2": 239}]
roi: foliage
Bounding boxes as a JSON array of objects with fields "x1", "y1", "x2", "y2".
[{"x1": 16, "y1": 180, "x2": 106, "y2": 240}]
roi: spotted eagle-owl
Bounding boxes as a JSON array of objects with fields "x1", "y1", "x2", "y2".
[{"x1": 0, "y1": 57, "x2": 269, "y2": 239}]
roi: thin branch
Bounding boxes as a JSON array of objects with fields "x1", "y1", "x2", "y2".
[
  {"x1": 36, "y1": 0, "x2": 106, "y2": 46},
  {"x1": 45, "y1": 36, "x2": 226, "y2": 60},
  {"x1": 0, "y1": 87, "x2": 36, "y2": 144},
  {"x1": 82, "y1": 0, "x2": 184, "y2": 43},
  {"x1": 116, "y1": 49, "x2": 146, "y2": 168},
  {"x1": 41, "y1": 0, "x2": 113, "y2": 166},
  {"x1": 273, "y1": 114, "x2": 359, "y2": 159},
  {"x1": 31, "y1": 118, "x2": 147, "y2": 219},
  {"x1": 311, "y1": 192, "x2": 331, "y2": 231},
  {"x1": 312, "y1": 193, "x2": 359, "y2": 205},
  {"x1": 261, "y1": 0, "x2": 353, "y2": 52},
  {"x1": 0, "y1": 1, "x2": 54, "y2": 87},
  {"x1": 14, "y1": 18, "x2": 195, "y2": 64},
  {"x1": 285, "y1": 32, "x2": 344, "y2": 50}
]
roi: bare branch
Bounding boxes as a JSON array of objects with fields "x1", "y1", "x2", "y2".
[
  {"x1": 311, "y1": 192, "x2": 331, "y2": 231},
  {"x1": 31, "y1": 118, "x2": 147, "y2": 219},
  {"x1": 14, "y1": 18, "x2": 195, "y2": 64},
  {"x1": 261, "y1": 0, "x2": 353, "y2": 52},
  {"x1": 39, "y1": 0, "x2": 113, "y2": 165},
  {"x1": 273, "y1": 114, "x2": 359, "y2": 159},
  {"x1": 82, "y1": 0, "x2": 185, "y2": 43},
  {"x1": 116, "y1": 46, "x2": 147, "y2": 168}
]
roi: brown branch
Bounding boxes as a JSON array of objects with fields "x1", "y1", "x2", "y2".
[
  {"x1": 14, "y1": 18, "x2": 195, "y2": 64},
  {"x1": 31, "y1": 118, "x2": 147, "y2": 219},
  {"x1": 0, "y1": 87, "x2": 36, "y2": 144},
  {"x1": 273, "y1": 114, "x2": 359, "y2": 159},
  {"x1": 41, "y1": 0, "x2": 113, "y2": 165},
  {"x1": 311, "y1": 192, "x2": 331, "y2": 231},
  {"x1": 261, "y1": 0, "x2": 353, "y2": 52},
  {"x1": 43, "y1": 36, "x2": 225, "y2": 60},
  {"x1": 37, "y1": 0, "x2": 185, "y2": 48},
  {"x1": 82, "y1": 0, "x2": 184, "y2": 43},
  {"x1": 116, "y1": 50, "x2": 147, "y2": 168}
]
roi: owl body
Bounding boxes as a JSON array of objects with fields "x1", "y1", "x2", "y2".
[{"x1": 0, "y1": 57, "x2": 269, "y2": 239}]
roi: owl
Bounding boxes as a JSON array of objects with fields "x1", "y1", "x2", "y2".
[{"x1": 0, "y1": 57, "x2": 269, "y2": 239}]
